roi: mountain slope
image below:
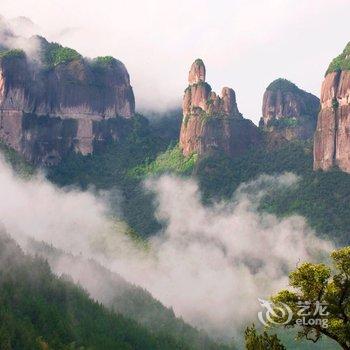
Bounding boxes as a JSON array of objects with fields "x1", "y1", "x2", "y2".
[
  {"x1": 0, "y1": 232, "x2": 188, "y2": 350},
  {"x1": 0, "y1": 232, "x2": 234, "y2": 350},
  {"x1": 28, "y1": 239, "x2": 231, "y2": 350}
]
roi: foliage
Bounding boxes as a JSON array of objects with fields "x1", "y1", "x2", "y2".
[
  {"x1": 261, "y1": 168, "x2": 350, "y2": 245},
  {"x1": 332, "y1": 98, "x2": 340, "y2": 110},
  {"x1": 267, "y1": 78, "x2": 300, "y2": 94},
  {"x1": 0, "y1": 232, "x2": 196, "y2": 350},
  {"x1": 42, "y1": 42, "x2": 82, "y2": 67},
  {"x1": 272, "y1": 247, "x2": 350, "y2": 349},
  {"x1": 93, "y1": 55, "x2": 118, "y2": 66},
  {"x1": 48, "y1": 114, "x2": 173, "y2": 236},
  {"x1": 245, "y1": 325, "x2": 286, "y2": 350},
  {"x1": 268, "y1": 117, "x2": 300, "y2": 129},
  {"x1": 29, "y1": 239, "x2": 233, "y2": 350},
  {"x1": 0, "y1": 49, "x2": 26, "y2": 60},
  {"x1": 326, "y1": 42, "x2": 350, "y2": 75},
  {"x1": 194, "y1": 58, "x2": 204, "y2": 66},
  {"x1": 91, "y1": 56, "x2": 121, "y2": 69},
  {"x1": 0, "y1": 142, "x2": 35, "y2": 178},
  {"x1": 195, "y1": 141, "x2": 313, "y2": 202},
  {"x1": 129, "y1": 144, "x2": 197, "y2": 178},
  {"x1": 194, "y1": 140, "x2": 350, "y2": 245}
]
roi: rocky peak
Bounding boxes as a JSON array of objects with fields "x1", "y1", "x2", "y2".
[
  {"x1": 0, "y1": 35, "x2": 135, "y2": 165},
  {"x1": 314, "y1": 42, "x2": 350, "y2": 173},
  {"x1": 179, "y1": 59, "x2": 260, "y2": 158},
  {"x1": 221, "y1": 87, "x2": 240, "y2": 116},
  {"x1": 188, "y1": 58, "x2": 206, "y2": 85},
  {"x1": 260, "y1": 78, "x2": 319, "y2": 144}
]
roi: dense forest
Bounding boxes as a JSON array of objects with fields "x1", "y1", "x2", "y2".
[
  {"x1": 1, "y1": 111, "x2": 349, "y2": 349},
  {"x1": 45, "y1": 113, "x2": 350, "y2": 246},
  {"x1": 0, "y1": 232, "x2": 234, "y2": 350}
]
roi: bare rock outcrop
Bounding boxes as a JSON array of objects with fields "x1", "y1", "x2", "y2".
[
  {"x1": 314, "y1": 42, "x2": 350, "y2": 173},
  {"x1": 0, "y1": 36, "x2": 135, "y2": 165},
  {"x1": 179, "y1": 59, "x2": 261, "y2": 158},
  {"x1": 260, "y1": 79, "x2": 319, "y2": 146}
]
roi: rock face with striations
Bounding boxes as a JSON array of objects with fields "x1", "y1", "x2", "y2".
[
  {"x1": 260, "y1": 78, "x2": 319, "y2": 145},
  {"x1": 0, "y1": 36, "x2": 135, "y2": 165},
  {"x1": 179, "y1": 59, "x2": 261, "y2": 158},
  {"x1": 314, "y1": 42, "x2": 350, "y2": 173}
]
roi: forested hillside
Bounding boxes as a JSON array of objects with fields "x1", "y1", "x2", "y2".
[
  {"x1": 46, "y1": 118, "x2": 350, "y2": 245},
  {"x1": 0, "y1": 232, "x2": 233, "y2": 350}
]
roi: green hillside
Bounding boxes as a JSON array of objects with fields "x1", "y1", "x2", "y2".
[
  {"x1": 48, "y1": 130, "x2": 350, "y2": 245},
  {"x1": 0, "y1": 232, "x2": 233, "y2": 350},
  {"x1": 0, "y1": 233, "x2": 186, "y2": 349},
  {"x1": 28, "y1": 239, "x2": 230, "y2": 350}
]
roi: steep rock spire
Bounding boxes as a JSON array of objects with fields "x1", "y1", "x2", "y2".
[{"x1": 179, "y1": 59, "x2": 260, "y2": 158}]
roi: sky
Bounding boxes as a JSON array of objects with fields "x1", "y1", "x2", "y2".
[{"x1": 1, "y1": 0, "x2": 349, "y2": 123}]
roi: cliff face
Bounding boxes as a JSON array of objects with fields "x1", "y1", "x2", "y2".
[
  {"x1": 314, "y1": 42, "x2": 350, "y2": 173},
  {"x1": 179, "y1": 59, "x2": 261, "y2": 158},
  {"x1": 260, "y1": 79, "x2": 319, "y2": 145},
  {"x1": 0, "y1": 37, "x2": 135, "y2": 165}
]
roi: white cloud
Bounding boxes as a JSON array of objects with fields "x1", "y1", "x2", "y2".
[
  {"x1": 1, "y1": 0, "x2": 349, "y2": 120},
  {"x1": 0, "y1": 156, "x2": 333, "y2": 341}
]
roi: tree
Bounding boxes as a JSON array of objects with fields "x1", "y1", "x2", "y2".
[
  {"x1": 245, "y1": 324, "x2": 286, "y2": 350},
  {"x1": 272, "y1": 247, "x2": 350, "y2": 349}
]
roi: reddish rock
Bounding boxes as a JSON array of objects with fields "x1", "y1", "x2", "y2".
[
  {"x1": 260, "y1": 79, "x2": 319, "y2": 144},
  {"x1": 314, "y1": 70, "x2": 350, "y2": 172},
  {"x1": 188, "y1": 59, "x2": 206, "y2": 85},
  {"x1": 180, "y1": 59, "x2": 261, "y2": 158},
  {"x1": 0, "y1": 37, "x2": 135, "y2": 165}
]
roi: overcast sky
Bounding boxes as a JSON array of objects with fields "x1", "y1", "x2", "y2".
[{"x1": 1, "y1": 0, "x2": 349, "y2": 123}]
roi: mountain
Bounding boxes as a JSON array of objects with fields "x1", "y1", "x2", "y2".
[
  {"x1": 314, "y1": 42, "x2": 350, "y2": 173},
  {"x1": 27, "y1": 239, "x2": 231, "y2": 350},
  {"x1": 179, "y1": 59, "x2": 261, "y2": 158},
  {"x1": 0, "y1": 35, "x2": 135, "y2": 165},
  {"x1": 260, "y1": 78, "x2": 319, "y2": 146},
  {"x1": 0, "y1": 232, "x2": 201, "y2": 350}
]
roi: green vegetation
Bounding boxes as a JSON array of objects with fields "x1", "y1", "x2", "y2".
[
  {"x1": 0, "y1": 142, "x2": 35, "y2": 178},
  {"x1": 268, "y1": 117, "x2": 300, "y2": 129},
  {"x1": 332, "y1": 98, "x2": 340, "y2": 110},
  {"x1": 29, "y1": 239, "x2": 233, "y2": 350},
  {"x1": 326, "y1": 42, "x2": 350, "y2": 75},
  {"x1": 186, "y1": 81, "x2": 212, "y2": 92},
  {"x1": 272, "y1": 247, "x2": 350, "y2": 349},
  {"x1": 42, "y1": 42, "x2": 82, "y2": 67},
  {"x1": 245, "y1": 325, "x2": 286, "y2": 350},
  {"x1": 93, "y1": 55, "x2": 118, "y2": 66},
  {"x1": 261, "y1": 168, "x2": 350, "y2": 245},
  {"x1": 48, "y1": 114, "x2": 173, "y2": 236},
  {"x1": 0, "y1": 49, "x2": 26, "y2": 60},
  {"x1": 194, "y1": 58, "x2": 204, "y2": 66},
  {"x1": 194, "y1": 140, "x2": 350, "y2": 245},
  {"x1": 195, "y1": 141, "x2": 312, "y2": 201},
  {"x1": 129, "y1": 144, "x2": 197, "y2": 178},
  {"x1": 47, "y1": 113, "x2": 350, "y2": 245},
  {"x1": 0, "y1": 233, "x2": 198, "y2": 350},
  {"x1": 267, "y1": 78, "x2": 300, "y2": 93}
]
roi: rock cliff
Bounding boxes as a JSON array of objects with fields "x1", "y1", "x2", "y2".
[
  {"x1": 260, "y1": 78, "x2": 319, "y2": 145},
  {"x1": 179, "y1": 59, "x2": 261, "y2": 158},
  {"x1": 314, "y1": 42, "x2": 350, "y2": 173},
  {"x1": 0, "y1": 36, "x2": 135, "y2": 165}
]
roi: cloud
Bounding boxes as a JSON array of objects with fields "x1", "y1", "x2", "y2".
[
  {"x1": 0, "y1": 155, "x2": 333, "y2": 342},
  {"x1": 1, "y1": 0, "x2": 349, "y2": 120},
  {"x1": 0, "y1": 16, "x2": 43, "y2": 62}
]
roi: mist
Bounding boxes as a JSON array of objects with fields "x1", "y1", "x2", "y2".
[
  {"x1": 0, "y1": 155, "x2": 333, "y2": 340},
  {"x1": 0, "y1": 16, "x2": 42, "y2": 61},
  {"x1": 1, "y1": 0, "x2": 350, "y2": 121}
]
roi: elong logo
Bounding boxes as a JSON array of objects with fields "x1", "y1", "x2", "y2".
[{"x1": 257, "y1": 299, "x2": 329, "y2": 328}]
